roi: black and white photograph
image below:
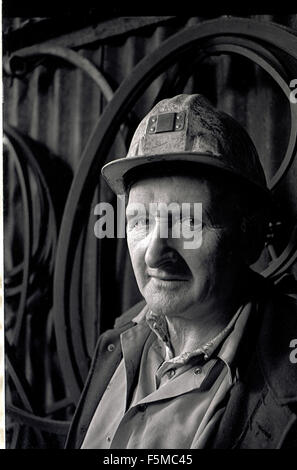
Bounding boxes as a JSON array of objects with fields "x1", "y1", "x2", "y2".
[{"x1": 2, "y1": 8, "x2": 297, "y2": 455}]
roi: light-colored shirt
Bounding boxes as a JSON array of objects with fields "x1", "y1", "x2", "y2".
[{"x1": 81, "y1": 301, "x2": 252, "y2": 449}]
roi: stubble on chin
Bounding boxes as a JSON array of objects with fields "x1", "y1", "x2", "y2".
[{"x1": 141, "y1": 279, "x2": 193, "y2": 317}]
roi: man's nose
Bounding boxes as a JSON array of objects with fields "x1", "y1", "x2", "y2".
[{"x1": 144, "y1": 221, "x2": 175, "y2": 269}]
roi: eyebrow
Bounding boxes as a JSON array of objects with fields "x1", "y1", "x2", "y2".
[{"x1": 126, "y1": 203, "x2": 203, "y2": 219}]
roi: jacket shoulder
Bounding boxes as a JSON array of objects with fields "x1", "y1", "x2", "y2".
[{"x1": 257, "y1": 282, "x2": 297, "y2": 405}]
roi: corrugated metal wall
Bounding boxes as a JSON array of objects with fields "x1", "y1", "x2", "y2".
[{"x1": 4, "y1": 15, "x2": 297, "y2": 171}]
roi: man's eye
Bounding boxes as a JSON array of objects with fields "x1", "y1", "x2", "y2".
[
  {"x1": 180, "y1": 217, "x2": 201, "y2": 230},
  {"x1": 130, "y1": 217, "x2": 150, "y2": 229}
]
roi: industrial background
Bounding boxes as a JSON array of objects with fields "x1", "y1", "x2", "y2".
[{"x1": 3, "y1": 14, "x2": 297, "y2": 448}]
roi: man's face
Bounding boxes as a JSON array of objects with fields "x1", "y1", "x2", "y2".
[{"x1": 126, "y1": 175, "x2": 241, "y2": 320}]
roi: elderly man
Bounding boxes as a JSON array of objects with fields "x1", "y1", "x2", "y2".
[{"x1": 66, "y1": 94, "x2": 297, "y2": 449}]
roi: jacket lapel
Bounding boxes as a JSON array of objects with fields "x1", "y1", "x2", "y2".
[{"x1": 65, "y1": 301, "x2": 146, "y2": 448}]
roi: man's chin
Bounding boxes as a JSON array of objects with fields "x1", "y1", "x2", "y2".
[
  {"x1": 143, "y1": 293, "x2": 190, "y2": 317},
  {"x1": 140, "y1": 278, "x2": 194, "y2": 315}
]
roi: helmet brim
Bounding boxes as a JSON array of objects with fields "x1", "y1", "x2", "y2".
[{"x1": 101, "y1": 152, "x2": 269, "y2": 196}]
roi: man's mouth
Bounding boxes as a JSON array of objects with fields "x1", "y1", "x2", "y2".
[
  {"x1": 147, "y1": 270, "x2": 189, "y2": 282},
  {"x1": 146, "y1": 257, "x2": 191, "y2": 283}
]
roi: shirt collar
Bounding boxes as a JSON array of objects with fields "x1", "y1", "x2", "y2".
[{"x1": 132, "y1": 300, "x2": 253, "y2": 380}]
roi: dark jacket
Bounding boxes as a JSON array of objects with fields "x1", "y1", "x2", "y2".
[{"x1": 65, "y1": 274, "x2": 297, "y2": 449}]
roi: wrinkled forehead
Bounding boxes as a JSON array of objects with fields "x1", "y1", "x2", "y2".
[{"x1": 127, "y1": 175, "x2": 214, "y2": 207}]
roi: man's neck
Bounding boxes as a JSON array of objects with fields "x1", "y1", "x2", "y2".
[{"x1": 165, "y1": 309, "x2": 233, "y2": 357}]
